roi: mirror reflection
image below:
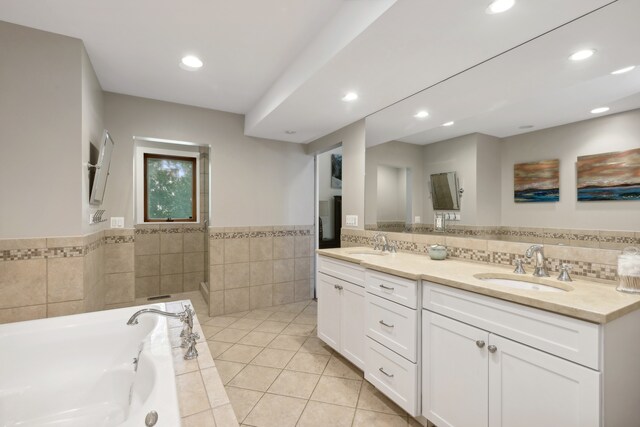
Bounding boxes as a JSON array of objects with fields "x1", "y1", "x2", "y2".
[{"x1": 364, "y1": 0, "x2": 640, "y2": 238}]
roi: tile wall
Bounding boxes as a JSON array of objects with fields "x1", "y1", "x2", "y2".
[
  {"x1": 134, "y1": 224, "x2": 207, "y2": 298},
  {"x1": 103, "y1": 229, "x2": 135, "y2": 308},
  {"x1": 0, "y1": 230, "x2": 106, "y2": 323},
  {"x1": 343, "y1": 228, "x2": 630, "y2": 283},
  {"x1": 208, "y1": 226, "x2": 315, "y2": 317}
]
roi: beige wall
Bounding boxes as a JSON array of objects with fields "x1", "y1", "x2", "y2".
[
  {"x1": 306, "y1": 119, "x2": 366, "y2": 230},
  {"x1": 475, "y1": 133, "x2": 502, "y2": 226},
  {"x1": 103, "y1": 93, "x2": 314, "y2": 228},
  {"x1": 365, "y1": 140, "x2": 424, "y2": 226},
  {"x1": 81, "y1": 47, "x2": 105, "y2": 234},
  {"x1": 501, "y1": 109, "x2": 640, "y2": 231},
  {"x1": 0, "y1": 21, "x2": 84, "y2": 238},
  {"x1": 422, "y1": 134, "x2": 478, "y2": 224}
]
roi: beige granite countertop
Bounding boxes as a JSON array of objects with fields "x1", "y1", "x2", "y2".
[{"x1": 317, "y1": 247, "x2": 640, "y2": 324}]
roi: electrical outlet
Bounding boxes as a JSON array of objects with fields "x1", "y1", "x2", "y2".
[{"x1": 345, "y1": 215, "x2": 358, "y2": 227}]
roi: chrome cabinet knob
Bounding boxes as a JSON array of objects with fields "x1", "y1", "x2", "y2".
[
  {"x1": 488, "y1": 345, "x2": 497, "y2": 353},
  {"x1": 476, "y1": 340, "x2": 485, "y2": 348}
]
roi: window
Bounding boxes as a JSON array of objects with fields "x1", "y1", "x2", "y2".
[{"x1": 144, "y1": 153, "x2": 196, "y2": 222}]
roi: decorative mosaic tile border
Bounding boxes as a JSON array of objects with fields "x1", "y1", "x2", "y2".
[
  {"x1": 209, "y1": 229, "x2": 313, "y2": 240},
  {"x1": 1, "y1": 246, "x2": 85, "y2": 261},
  {"x1": 104, "y1": 235, "x2": 135, "y2": 245},
  {"x1": 365, "y1": 224, "x2": 638, "y2": 248}
]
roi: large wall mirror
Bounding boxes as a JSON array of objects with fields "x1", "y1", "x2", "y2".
[{"x1": 364, "y1": 0, "x2": 640, "y2": 240}]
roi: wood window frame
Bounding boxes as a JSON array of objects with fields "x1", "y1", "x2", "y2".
[{"x1": 143, "y1": 153, "x2": 197, "y2": 222}]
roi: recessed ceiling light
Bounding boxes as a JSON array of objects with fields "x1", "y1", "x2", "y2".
[
  {"x1": 486, "y1": 0, "x2": 515, "y2": 14},
  {"x1": 611, "y1": 65, "x2": 635, "y2": 75},
  {"x1": 442, "y1": 121, "x2": 454, "y2": 127},
  {"x1": 180, "y1": 55, "x2": 203, "y2": 70},
  {"x1": 590, "y1": 107, "x2": 610, "y2": 114},
  {"x1": 414, "y1": 111, "x2": 429, "y2": 119},
  {"x1": 342, "y1": 92, "x2": 358, "y2": 102},
  {"x1": 569, "y1": 49, "x2": 595, "y2": 61},
  {"x1": 285, "y1": 130, "x2": 296, "y2": 135}
]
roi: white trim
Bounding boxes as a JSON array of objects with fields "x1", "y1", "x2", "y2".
[
  {"x1": 135, "y1": 146, "x2": 200, "y2": 224},
  {"x1": 133, "y1": 135, "x2": 206, "y2": 148}
]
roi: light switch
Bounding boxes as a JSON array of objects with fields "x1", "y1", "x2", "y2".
[
  {"x1": 111, "y1": 217, "x2": 125, "y2": 228},
  {"x1": 345, "y1": 215, "x2": 358, "y2": 227}
]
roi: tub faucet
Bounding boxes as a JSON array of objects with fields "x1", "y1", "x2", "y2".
[
  {"x1": 127, "y1": 306, "x2": 200, "y2": 360},
  {"x1": 126, "y1": 307, "x2": 188, "y2": 325},
  {"x1": 525, "y1": 244, "x2": 549, "y2": 277}
]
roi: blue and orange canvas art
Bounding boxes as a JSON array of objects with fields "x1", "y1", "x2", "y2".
[
  {"x1": 577, "y1": 148, "x2": 640, "y2": 201},
  {"x1": 514, "y1": 159, "x2": 560, "y2": 203}
]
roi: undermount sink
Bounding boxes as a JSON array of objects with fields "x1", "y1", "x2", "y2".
[
  {"x1": 474, "y1": 273, "x2": 572, "y2": 293},
  {"x1": 346, "y1": 250, "x2": 389, "y2": 256}
]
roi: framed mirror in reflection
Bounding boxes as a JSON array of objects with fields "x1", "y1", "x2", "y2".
[{"x1": 430, "y1": 172, "x2": 461, "y2": 211}]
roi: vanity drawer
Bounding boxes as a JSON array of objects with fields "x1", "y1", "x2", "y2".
[
  {"x1": 366, "y1": 293, "x2": 417, "y2": 362},
  {"x1": 366, "y1": 270, "x2": 418, "y2": 308},
  {"x1": 318, "y1": 256, "x2": 365, "y2": 287},
  {"x1": 422, "y1": 281, "x2": 601, "y2": 369},
  {"x1": 365, "y1": 337, "x2": 418, "y2": 416}
]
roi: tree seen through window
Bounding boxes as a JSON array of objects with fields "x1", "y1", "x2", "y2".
[{"x1": 144, "y1": 154, "x2": 196, "y2": 221}]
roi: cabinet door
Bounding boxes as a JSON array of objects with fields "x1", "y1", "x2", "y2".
[
  {"x1": 423, "y1": 311, "x2": 489, "y2": 427},
  {"x1": 488, "y1": 334, "x2": 600, "y2": 427},
  {"x1": 340, "y1": 280, "x2": 365, "y2": 370},
  {"x1": 317, "y1": 273, "x2": 342, "y2": 351}
]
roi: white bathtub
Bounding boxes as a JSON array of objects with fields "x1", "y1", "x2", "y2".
[{"x1": 0, "y1": 304, "x2": 181, "y2": 427}]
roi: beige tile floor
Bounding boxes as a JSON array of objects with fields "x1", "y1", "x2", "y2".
[
  {"x1": 127, "y1": 290, "x2": 426, "y2": 426},
  {"x1": 184, "y1": 295, "x2": 424, "y2": 427}
]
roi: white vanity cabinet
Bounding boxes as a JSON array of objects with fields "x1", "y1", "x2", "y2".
[
  {"x1": 364, "y1": 270, "x2": 421, "y2": 416},
  {"x1": 421, "y1": 281, "x2": 640, "y2": 427},
  {"x1": 317, "y1": 256, "x2": 366, "y2": 370},
  {"x1": 423, "y1": 311, "x2": 599, "y2": 427}
]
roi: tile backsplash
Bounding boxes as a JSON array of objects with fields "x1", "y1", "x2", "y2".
[
  {"x1": 343, "y1": 228, "x2": 629, "y2": 283},
  {"x1": 365, "y1": 223, "x2": 640, "y2": 251}
]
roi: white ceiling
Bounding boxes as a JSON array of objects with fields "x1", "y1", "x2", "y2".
[
  {"x1": 1, "y1": 0, "x2": 637, "y2": 145},
  {"x1": 0, "y1": 0, "x2": 344, "y2": 114}
]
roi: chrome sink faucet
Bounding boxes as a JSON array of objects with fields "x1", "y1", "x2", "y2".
[
  {"x1": 525, "y1": 244, "x2": 549, "y2": 277},
  {"x1": 372, "y1": 233, "x2": 396, "y2": 253}
]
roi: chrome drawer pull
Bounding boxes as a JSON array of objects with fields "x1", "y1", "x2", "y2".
[
  {"x1": 488, "y1": 345, "x2": 497, "y2": 353},
  {"x1": 379, "y1": 320, "x2": 395, "y2": 328},
  {"x1": 476, "y1": 340, "x2": 485, "y2": 348},
  {"x1": 379, "y1": 367, "x2": 394, "y2": 378},
  {"x1": 379, "y1": 284, "x2": 395, "y2": 291}
]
